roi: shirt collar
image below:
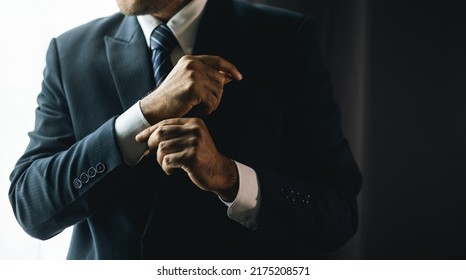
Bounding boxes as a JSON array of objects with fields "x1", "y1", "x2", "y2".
[{"x1": 136, "y1": 0, "x2": 207, "y2": 55}]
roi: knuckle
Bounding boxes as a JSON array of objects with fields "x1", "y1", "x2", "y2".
[
  {"x1": 184, "y1": 59, "x2": 197, "y2": 70},
  {"x1": 206, "y1": 99, "x2": 217, "y2": 113},
  {"x1": 192, "y1": 127, "x2": 202, "y2": 137},
  {"x1": 188, "y1": 137, "x2": 199, "y2": 147},
  {"x1": 158, "y1": 141, "x2": 167, "y2": 151},
  {"x1": 156, "y1": 128, "x2": 165, "y2": 138},
  {"x1": 186, "y1": 70, "x2": 197, "y2": 81},
  {"x1": 192, "y1": 118, "x2": 204, "y2": 126},
  {"x1": 211, "y1": 102, "x2": 219, "y2": 112},
  {"x1": 211, "y1": 97, "x2": 218, "y2": 108},
  {"x1": 186, "y1": 119, "x2": 204, "y2": 136},
  {"x1": 179, "y1": 55, "x2": 191, "y2": 63},
  {"x1": 164, "y1": 155, "x2": 171, "y2": 165},
  {"x1": 183, "y1": 80, "x2": 193, "y2": 92}
]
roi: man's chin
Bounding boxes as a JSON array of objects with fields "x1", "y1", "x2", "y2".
[
  {"x1": 118, "y1": 7, "x2": 152, "y2": 16},
  {"x1": 119, "y1": 10, "x2": 149, "y2": 16},
  {"x1": 116, "y1": 1, "x2": 155, "y2": 16}
]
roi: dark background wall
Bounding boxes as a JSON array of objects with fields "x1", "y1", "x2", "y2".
[{"x1": 250, "y1": 0, "x2": 466, "y2": 259}]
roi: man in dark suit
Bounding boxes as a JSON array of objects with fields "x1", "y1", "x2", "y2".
[{"x1": 9, "y1": 0, "x2": 362, "y2": 259}]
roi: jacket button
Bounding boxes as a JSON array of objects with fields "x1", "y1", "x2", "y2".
[
  {"x1": 80, "y1": 173, "x2": 89, "y2": 184},
  {"x1": 96, "y1": 162, "x2": 106, "y2": 173},
  {"x1": 88, "y1": 167, "x2": 97, "y2": 178},
  {"x1": 73, "y1": 178, "x2": 82, "y2": 189}
]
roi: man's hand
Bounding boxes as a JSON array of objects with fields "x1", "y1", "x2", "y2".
[
  {"x1": 141, "y1": 55, "x2": 242, "y2": 124},
  {"x1": 135, "y1": 118, "x2": 239, "y2": 202}
]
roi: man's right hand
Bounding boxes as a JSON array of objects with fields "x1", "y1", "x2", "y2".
[{"x1": 141, "y1": 55, "x2": 242, "y2": 124}]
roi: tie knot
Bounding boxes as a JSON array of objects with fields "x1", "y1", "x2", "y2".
[{"x1": 150, "y1": 24, "x2": 177, "y2": 52}]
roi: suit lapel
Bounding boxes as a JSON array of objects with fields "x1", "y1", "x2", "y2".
[{"x1": 105, "y1": 16, "x2": 155, "y2": 111}]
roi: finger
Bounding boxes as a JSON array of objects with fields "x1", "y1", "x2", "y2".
[
  {"x1": 219, "y1": 71, "x2": 233, "y2": 84},
  {"x1": 197, "y1": 90, "x2": 219, "y2": 115},
  {"x1": 147, "y1": 119, "x2": 203, "y2": 151},
  {"x1": 184, "y1": 60, "x2": 230, "y2": 93},
  {"x1": 203, "y1": 68, "x2": 227, "y2": 90},
  {"x1": 135, "y1": 125, "x2": 158, "y2": 143},
  {"x1": 195, "y1": 55, "x2": 243, "y2": 81},
  {"x1": 161, "y1": 149, "x2": 193, "y2": 175},
  {"x1": 183, "y1": 69, "x2": 224, "y2": 115},
  {"x1": 135, "y1": 118, "x2": 188, "y2": 142},
  {"x1": 156, "y1": 136, "x2": 196, "y2": 167},
  {"x1": 146, "y1": 124, "x2": 187, "y2": 151}
]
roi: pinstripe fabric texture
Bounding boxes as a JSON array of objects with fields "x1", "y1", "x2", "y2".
[{"x1": 150, "y1": 24, "x2": 178, "y2": 87}]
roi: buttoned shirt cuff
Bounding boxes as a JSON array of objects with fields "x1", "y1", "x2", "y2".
[
  {"x1": 114, "y1": 101, "x2": 151, "y2": 166},
  {"x1": 221, "y1": 161, "x2": 261, "y2": 230}
]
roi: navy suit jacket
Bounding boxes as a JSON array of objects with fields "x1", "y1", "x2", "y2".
[{"x1": 9, "y1": 0, "x2": 362, "y2": 259}]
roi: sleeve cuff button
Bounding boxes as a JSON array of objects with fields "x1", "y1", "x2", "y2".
[
  {"x1": 96, "y1": 162, "x2": 106, "y2": 173},
  {"x1": 73, "y1": 178, "x2": 83, "y2": 189},
  {"x1": 88, "y1": 167, "x2": 97, "y2": 177},
  {"x1": 80, "y1": 173, "x2": 90, "y2": 183}
]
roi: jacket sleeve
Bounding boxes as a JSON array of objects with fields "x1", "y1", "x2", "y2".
[
  {"x1": 9, "y1": 38, "x2": 125, "y2": 240},
  {"x1": 253, "y1": 17, "x2": 362, "y2": 251}
]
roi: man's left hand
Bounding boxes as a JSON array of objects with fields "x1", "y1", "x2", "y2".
[{"x1": 135, "y1": 118, "x2": 239, "y2": 202}]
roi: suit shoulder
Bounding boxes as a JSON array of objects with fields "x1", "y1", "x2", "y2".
[{"x1": 55, "y1": 13, "x2": 126, "y2": 45}]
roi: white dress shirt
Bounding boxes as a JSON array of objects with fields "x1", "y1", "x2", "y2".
[{"x1": 114, "y1": 0, "x2": 260, "y2": 230}]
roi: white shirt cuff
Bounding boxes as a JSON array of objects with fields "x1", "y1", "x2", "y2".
[
  {"x1": 114, "y1": 101, "x2": 151, "y2": 166},
  {"x1": 222, "y1": 161, "x2": 261, "y2": 230}
]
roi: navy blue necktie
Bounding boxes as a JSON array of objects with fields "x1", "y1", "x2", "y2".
[{"x1": 150, "y1": 24, "x2": 178, "y2": 87}]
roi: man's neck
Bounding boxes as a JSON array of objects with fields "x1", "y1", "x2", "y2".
[{"x1": 152, "y1": 0, "x2": 192, "y2": 22}]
